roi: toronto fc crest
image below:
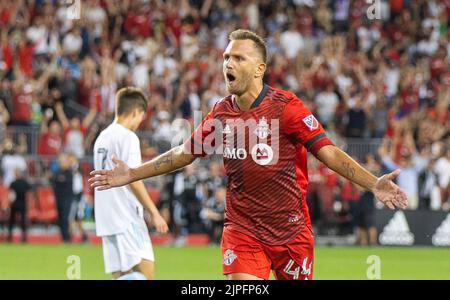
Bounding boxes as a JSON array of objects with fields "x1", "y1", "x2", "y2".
[
  {"x1": 223, "y1": 249, "x2": 237, "y2": 266},
  {"x1": 254, "y1": 117, "x2": 271, "y2": 139}
]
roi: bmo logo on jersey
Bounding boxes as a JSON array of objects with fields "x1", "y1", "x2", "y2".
[
  {"x1": 223, "y1": 147, "x2": 248, "y2": 159},
  {"x1": 223, "y1": 144, "x2": 275, "y2": 165},
  {"x1": 251, "y1": 143, "x2": 274, "y2": 166}
]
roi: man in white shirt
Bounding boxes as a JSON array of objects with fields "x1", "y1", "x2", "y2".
[
  {"x1": 434, "y1": 148, "x2": 450, "y2": 209},
  {"x1": 315, "y1": 84, "x2": 339, "y2": 126},
  {"x1": 1, "y1": 139, "x2": 27, "y2": 187},
  {"x1": 93, "y1": 87, "x2": 168, "y2": 280},
  {"x1": 280, "y1": 23, "x2": 304, "y2": 60}
]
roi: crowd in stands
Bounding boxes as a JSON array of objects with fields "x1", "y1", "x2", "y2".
[{"x1": 0, "y1": 0, "x2": 449, "y2": 244}]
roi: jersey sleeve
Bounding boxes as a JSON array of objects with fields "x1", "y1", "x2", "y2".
[
  {"x1": 125, "y1": 134, "x2": 142, "y2": 168},
  {"x1": 282, "y1": 97, "x2": 334, "y2": 156},
  {"x1": 183, "y1": 109, "x2": 220, "y2": 158}
]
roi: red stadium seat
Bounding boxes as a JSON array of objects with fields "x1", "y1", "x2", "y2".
[
  {"x1": 0, "y1": 185, "x2": 10, "y2": 222},
  {"x1": 36, "y1": 187, "x2": 58, "y2": 223},
  {"x1": 26, "y1": 159, "x2": 37, "y2": 177},
  {"x1": 26, "y1": 191, "x2": 39, "y2": 223},
  {"x1": 80, "y1": 162, "x2": 92, "y2": 177},
  {"x1": 147, "y1": 187, "x2": 161, "y2": 205},
  {"x1": 0, "y1": 185, "x2": 9, "y2": 210},
  {"x1": 82, "y1": 176, "x2": 92, "y2": 196}
]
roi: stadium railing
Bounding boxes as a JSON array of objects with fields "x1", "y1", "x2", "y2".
[
  {"x1": 5, "y1": 126, "x2": 383, "y2": 162},
  {"x1": 344, "y1": 138, "x2": 383, "y2": 161}
]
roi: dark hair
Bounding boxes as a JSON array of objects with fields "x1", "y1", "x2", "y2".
[
  {"x1": 229, "y1": 29, "x2": 267, "y2": 64},
  {"x1": 115, "y1": 87, "x2": 148, "y2": 116}
]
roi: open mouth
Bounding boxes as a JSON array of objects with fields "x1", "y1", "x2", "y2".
[{"x1": 226, "y1": 73, "x2": 236, "y2": 82}]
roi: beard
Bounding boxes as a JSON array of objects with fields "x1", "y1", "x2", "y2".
[{"x1": 225, "y1": 74, "x2": 251, "y2": 96}]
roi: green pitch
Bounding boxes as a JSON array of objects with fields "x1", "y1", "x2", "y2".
[{"x1": 0, "y1": 244, "x2": 449, "y2": 280}]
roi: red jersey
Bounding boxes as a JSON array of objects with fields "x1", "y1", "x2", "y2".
[
  {"x1": 19, "y1": 43, "x2": 34, "y2": 77},
  {"x1": 2, "y1": 44, "x2": 12, "y2": 71},
  {"x1": 12, "y1": 92, "x2": 32, "y2": 122},
  {"x1": 341, "y1": 181, "x2": 360, "y2": 202},
  {"x1": 124, "y1": 11, "x2": 152, "y2": 38},
  {"x1": 185, "y1": 85, "x2": 333, "y2": 245},
  {"x1": 38, "y1": 133, "x2": 62, "y2": 156}
]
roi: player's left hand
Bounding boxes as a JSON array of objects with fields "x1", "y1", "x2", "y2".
[
  {"x1": 151, "y1": 213, "x2": 169, "y2": 234},
  {"x1": 372, "y1": 169, "x2": 408, "y2": 210}
]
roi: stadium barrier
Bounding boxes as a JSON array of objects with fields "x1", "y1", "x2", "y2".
[
  {"x1": 5, "y1": 126, "x2": 382, "y2": 161},
  {"x1": 5, "y1": 126, "x2": 40, "y2": 155},
  {"x1": 344, "y1": 138, "x2": 383, "y2": 161},
  {"x1": 376, "y1": 209, "x2": 450, "y2": 247}
]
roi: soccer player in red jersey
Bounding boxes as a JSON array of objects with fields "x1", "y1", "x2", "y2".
[{"x1": 89, "y1": 29, "x2": 408, "y2": 280}]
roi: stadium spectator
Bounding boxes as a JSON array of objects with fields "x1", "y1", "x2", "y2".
[
  {"x1": 0, "y1": 99, "x2": 10, "y2": 143},
  {"x1": 340, "y1": 179, "x2": 361, "y2": 235},
  {"x1": 0, "y1": 79, "x2": 12, "y2": 115},
  {"x1": 68, "y1": 153, "x2": 88, "y2": 243},
  {"x1": 434, "y1": 147, "x2": 450, "y2": 210},
  {"x1": 418, "y1": 159, "x2": 439, "y2": 210},
  {"x1": 172, "y1": 164, "x2": 202, "y2": 245},
  {"x1": 11, "y1": 81, "x2": 33, "y2": 127},
  {"x1": 51, "y1": 153, "x2": 73, "y2": 243},
  {"x1": 315, "y1": 83, "x2": 339, "y2": 127},
  {"x1": 62, "y1": 26, "x2": 83, "y2": 58},
  {"x1": 0, "y1": 29, "x2": 13, "y2": 77},
  {"x1": 84, "y1": 0, "x2": 107, "y2": 39},
  {"x1": 332, "y1": 0, "x2": 350, "y2": 33},
  {"x1": 280, "y1": 22, "x2": 304, "y2": 61},
  {"x1": 370, "y1": 98, "x2": 389, "y2": 138},
  {"x1": 38, "y1": 118, "x2": 62, "y2": 156},
  {"x1": 12, "y1": 51, "x2": 55, "y2": 127},
  {"x1": 55, "y1": 102, "x2": 97, "y2": 158},
  {"x1": 152, "y1": 111, "x2": 173, "y2": 153},
  {"x1": 1, "y1": 139, "x2": 27, "y2": 187},
  {"x1": 344, "y1": 95, "x2": 368, "y2": 138},
  {"x1": 17, "y1": 34, "x2": 35, "y2": 78},
  {"x1": 306, "y1": 156, "x2": 324, "y2": 232},
  {"x1": 200, "y1": 186, "x2": 226, "y2": 245},
  {"x1": 203, "y1": 161, "x2": 227, "y2": 201},
  {"x1": 378, "y1": 136, "x2": 430, "y2": 210},
  {"x1": 7, "y1": 168, "x2": 32, "y2": 243},
  {"x1": 357, "y1": 154, "x2": 380, "y2": 246}
]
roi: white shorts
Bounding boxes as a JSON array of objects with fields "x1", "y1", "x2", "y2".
[{"x1": 101, "y1": 223, "x2": 154, "y2": 274}]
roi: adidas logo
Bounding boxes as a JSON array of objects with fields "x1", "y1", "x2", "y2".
[
  {"x1": 223, "y1": 124, "x2": 232, "y2": 135},
  {"x1": 379, "y1": 211, "x2": 414, "y2": 245},
  {"x1": 432, "y1": 214, "x2": 450, "y2": 246}
]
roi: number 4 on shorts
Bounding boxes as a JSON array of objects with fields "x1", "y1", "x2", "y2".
[{"x1": 284, "y1": 258, "x2": 312, "y2": 280}]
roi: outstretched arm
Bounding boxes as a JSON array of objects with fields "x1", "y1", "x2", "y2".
[
  {"x1": 89, "y1": 145, "x2": 196, "y2": 190},
  {"x1": 55, "y1": 102, "x2": 69, "y2": 129},
  {"x1": 315, "y1": 145, "x2": 408, "y2": 210},
  {"x1": 132, "y1": 145, "x2": 196, "y2": 181},
  {"x1": 0, "y1": 101, "x2": 9, "y2": 124},
  {"x1": 82, "y1": 107, "x2": 97, "y2": 129}
]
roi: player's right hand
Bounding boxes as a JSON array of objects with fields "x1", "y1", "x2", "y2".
[
  {"x1": 89, "y1": 155, "x2": 132, "y2": 190},
  {"x1": 151, "y1": 213, "x2": 169, "y2": 234}
]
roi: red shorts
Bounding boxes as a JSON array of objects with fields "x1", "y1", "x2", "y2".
[{"x1": 221, "y1": 226, "x2": 314, "y2": 280}]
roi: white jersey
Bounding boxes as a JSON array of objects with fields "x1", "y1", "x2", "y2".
[{"x1": 93, "y1": 122, "x2": 146, "y2": 236}]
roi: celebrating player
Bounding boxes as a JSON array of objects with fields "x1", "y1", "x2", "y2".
[
  {"x1": 90, "y1": 30, "x2": 407, "y2": 280},
  {"x1": 93, "y1": 87, "x2": 168, "y2": 280}
]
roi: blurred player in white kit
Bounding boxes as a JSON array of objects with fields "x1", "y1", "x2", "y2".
[{"x1": 93, "y1": 87, "x2": 168, "y2": 280}]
